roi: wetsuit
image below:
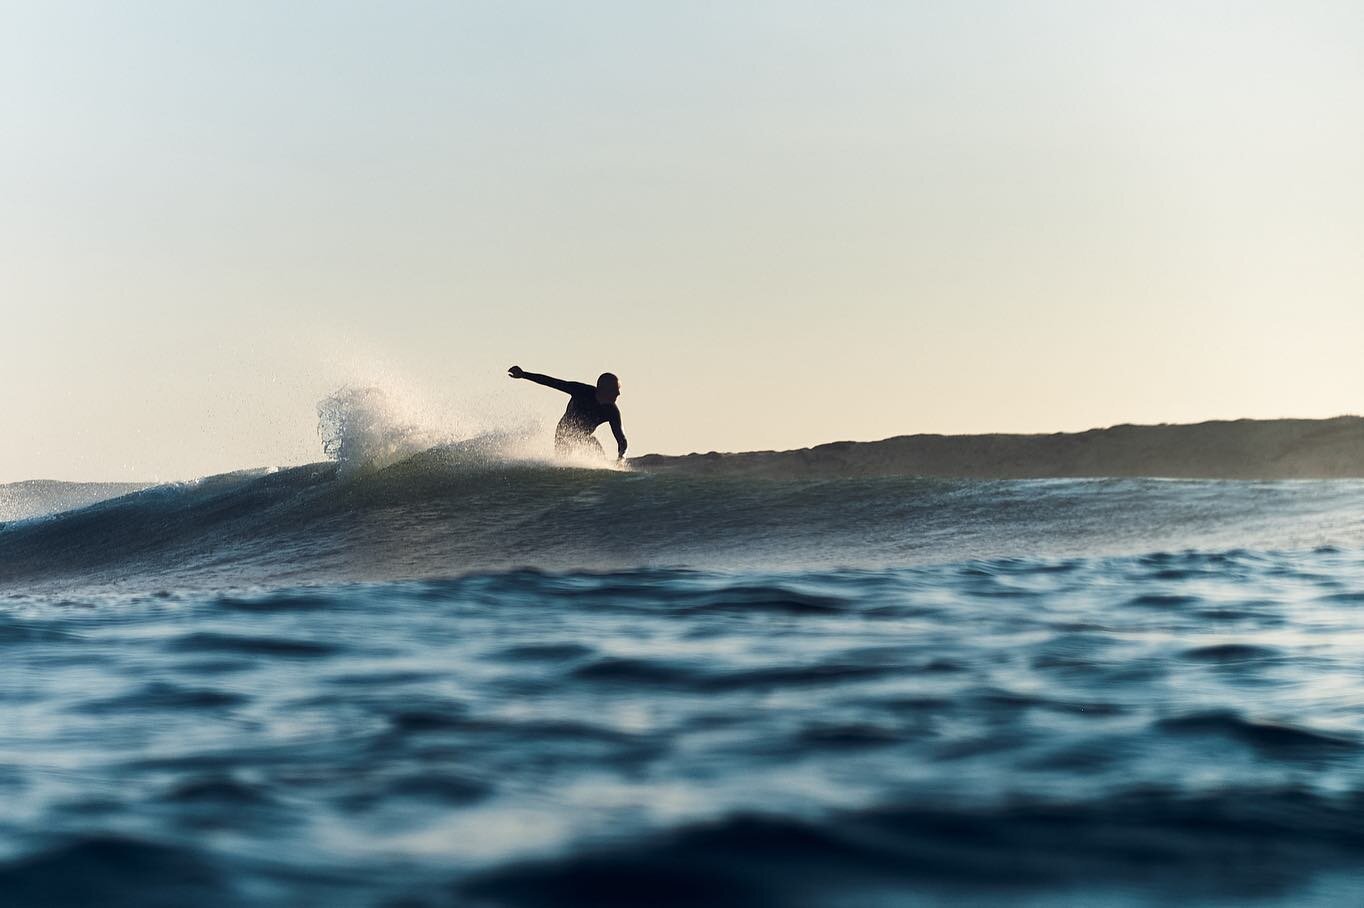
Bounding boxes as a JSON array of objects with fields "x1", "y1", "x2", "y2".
[{"x1": 520, "y1": 372, "x2": 627, "y2": 459}]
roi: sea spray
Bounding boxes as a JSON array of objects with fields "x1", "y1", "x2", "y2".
[
  {"x1": 317, "y1": 386, "x2": 436, "y2": 479},
  {"x1": 315, "y1": 384, "x2": 561, "y2": 479}
]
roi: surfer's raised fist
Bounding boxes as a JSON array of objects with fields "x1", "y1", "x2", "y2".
[{"x1": 508, "y1": 365, "x2": 524, "y2": 379}]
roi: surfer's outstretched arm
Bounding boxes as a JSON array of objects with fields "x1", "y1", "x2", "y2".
[
  {"x1": 507, "y1": 366, "x2": 574, "y2": 394},
  {"x1": 609, "y1": 414, "x2": 627, "y2": 461}
]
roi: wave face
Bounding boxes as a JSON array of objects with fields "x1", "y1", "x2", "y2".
[
  {"x1": 3, "y1": 444, "x2": 1364, "y2": 593},
  {"x1": 4, "y1": 449, "x2": 1364, "y2": 905}
]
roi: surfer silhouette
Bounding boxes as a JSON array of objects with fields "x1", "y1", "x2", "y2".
[{"x1": 508, "y1": 366, "x2": 627, "y2": 462}]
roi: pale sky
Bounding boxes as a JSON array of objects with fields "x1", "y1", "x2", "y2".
[{"x1": 3, "y1": 1, "x2": 1362, "y2": 481}]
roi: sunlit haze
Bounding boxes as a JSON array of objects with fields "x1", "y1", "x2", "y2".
[{"x1": 4, "y1": 1, "x2": 1362, "y2": 481}]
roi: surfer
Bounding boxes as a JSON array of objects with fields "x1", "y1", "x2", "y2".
[{"x1": 508, "y1": 366, "x2": 627, "y2": 462}]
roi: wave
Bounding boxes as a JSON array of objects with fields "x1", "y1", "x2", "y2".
[
  {"x1": 457, "y1": 788, "x2": 1364, "y2": 907},
  {"x1": 3, "y1": 438, "x2": 1364, "y2": 593},
  {"x1": 3, "y1": 386, "x2": 1364, "y2": 592},
  {"x1": 7, "y1": 786, "x2": 1361, "y2": 907}
]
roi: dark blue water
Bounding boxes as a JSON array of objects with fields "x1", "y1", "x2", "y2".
[{"x1": 3, "y1": 458, "x2": 1364, "y2": 905}]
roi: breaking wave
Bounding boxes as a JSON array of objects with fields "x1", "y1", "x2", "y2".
[{"x1": 3, "y1": 444, "x2": 1364, "y2": 593}]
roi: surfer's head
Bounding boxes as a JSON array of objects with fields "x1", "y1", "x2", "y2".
[{"x1": 596, "y1": 372, "x2": 621, "y2": 404}]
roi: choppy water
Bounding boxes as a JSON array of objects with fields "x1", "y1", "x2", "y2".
[{"x1": 3, "y1": 453, "x2": 1364, "y2": 905}]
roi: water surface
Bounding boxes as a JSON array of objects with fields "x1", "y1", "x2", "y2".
[{"x1": 3, "y1": 460, "x2": 1363, "y2": 905}]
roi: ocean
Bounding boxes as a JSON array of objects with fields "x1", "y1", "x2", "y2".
[{"x1": 3, "y1": 444, "x2": 1364, "y2": 906}]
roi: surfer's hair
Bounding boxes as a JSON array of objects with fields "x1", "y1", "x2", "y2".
[{"x1": 597, "y1": 373, "x2": 619, "y2": 389}]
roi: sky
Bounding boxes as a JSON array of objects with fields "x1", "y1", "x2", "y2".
[{"x1": 3, "y1": 1, "x2": 1362, "y2": 481}]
